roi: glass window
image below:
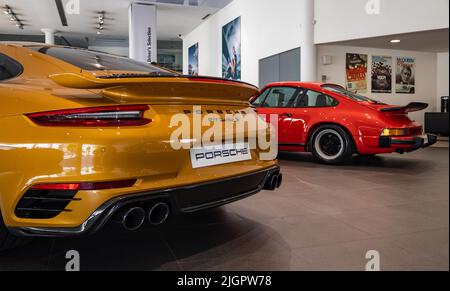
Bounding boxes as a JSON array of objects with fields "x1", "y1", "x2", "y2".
[
  {"x1": 0, "y1": 53, "x2": 23, "y2": 81},
  {"x1": 322, "y1": 84, "x2": 384, "y2": 104},
  {"x1": 260, "y1": 87, "x2": 300, "y2": 108},
  {"x1": 27, "y1": 46, "x2": 177, "y2": 76},
  {"x1": 251, "y1": 89, "x2": 270, "y2": 107},
  {"x1": 301, "y1": 90, "x2": 339, "y2": 107}
]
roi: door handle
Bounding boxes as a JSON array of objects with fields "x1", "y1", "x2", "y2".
[{"x1": 280, "y1": 113, "x2": 293, "y2": 118}]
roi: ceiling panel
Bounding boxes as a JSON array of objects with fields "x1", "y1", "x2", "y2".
[{"x1": 0, "y1": 0, "x2": 232, "y2": 40}]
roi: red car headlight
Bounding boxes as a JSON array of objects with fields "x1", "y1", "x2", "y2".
[{"x1": 26, "y1": 105, "x2": 151, "y2": 127}]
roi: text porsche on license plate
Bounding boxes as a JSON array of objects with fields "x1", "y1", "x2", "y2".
[{"x1": 190, "y1": 143, "x2": 252, "y2": 169}]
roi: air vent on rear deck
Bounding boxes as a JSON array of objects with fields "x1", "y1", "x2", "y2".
[{"x1": 15, "y1": 189, "x2": 80, "y2": 219}]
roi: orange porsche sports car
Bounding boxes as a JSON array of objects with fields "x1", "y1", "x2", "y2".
[{"x1": 0, "y1": 42, "x2": 281, "y2": 250}]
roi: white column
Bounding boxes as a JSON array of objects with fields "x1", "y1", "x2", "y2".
[
  {"x1": 300, "y1": 0, "x2": 317, "y2": 82},
  {"x1": 41, "y1": 28, "x2": 57, "y2": 45},
  {"x1": 129, "y1": 3, "x2": 157, "y2": 63}
]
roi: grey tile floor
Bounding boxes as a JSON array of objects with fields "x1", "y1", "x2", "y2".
[{"x1": 0, "y1": 147, "x2": 448, "y2": 271}]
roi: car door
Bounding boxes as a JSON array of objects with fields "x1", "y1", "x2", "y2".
[
  {"x1": 252, "y1": 86, "x2": 302, "y2": 144},
  {"x1": 291, "y1": 89, "x2": 340, "y2": 145}
]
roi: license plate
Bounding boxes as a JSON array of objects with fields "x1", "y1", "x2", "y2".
[{"x1": 190, "y1": 143, "x2": 252, "y2": 169}]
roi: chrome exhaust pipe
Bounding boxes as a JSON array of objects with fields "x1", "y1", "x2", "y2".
[
  {"x1": 114, "y1": 206, "x2": 146, "y2": 231},
  {"x1": 147, "y1": 202, "x2": 170, "y2": 226}
]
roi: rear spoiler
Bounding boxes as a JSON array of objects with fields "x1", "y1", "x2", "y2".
[
  {"x1": 48, "y1": 72, "x2": 258, "y2": 105},
  {"x1": 380, "y1": 102, "x2": 429, "y2": 113}
]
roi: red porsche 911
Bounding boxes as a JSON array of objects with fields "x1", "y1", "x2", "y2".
[{"x1": 251, "y1": 82, "x2": 437, "y2": 164}]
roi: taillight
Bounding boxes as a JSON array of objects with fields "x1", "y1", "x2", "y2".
[{"x1": 26, "y1": 105, "x2": 151, "y2": 127}]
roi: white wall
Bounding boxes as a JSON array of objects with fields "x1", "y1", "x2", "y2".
[
  {"x1": 317, "y1": 45, "x2": 438, "y2": 124},
  {"x1": 183, "y1": 0, "x2": 303, "y2": 86},
  {"x1": 183, "y1": 0, "x2": 447, "y2": 125},
  {"x1": 437, "y1": 52, "x2": 449, "y2": 110},
  {"x1": 315, "y1": 0, "x2": 450, "y2": 44}
]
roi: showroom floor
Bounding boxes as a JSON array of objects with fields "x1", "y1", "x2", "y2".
[{"x1": 0, "y1": 146, "x2": 448, "y2": 271}]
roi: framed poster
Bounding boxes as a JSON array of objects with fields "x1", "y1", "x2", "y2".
[
  {"x1": 346, "y1": 53, "x2": 368, "y2": 93},
  {"x1": 396, "y1": 57, "x2": 415, "y2": 94},
  {"x1": 222, "y1": 17, "x2": 241, "y2": 80},
  {"x1": 371, "y1": 55, "x2": 392, "y2": 93},
  {"x1": 188, "y1": 43, "x2": 199, "y2": 76}
]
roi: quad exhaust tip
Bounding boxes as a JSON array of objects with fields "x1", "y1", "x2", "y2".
[
  {"x1": 264, "y1": 172, "x2": 283, "y2": 191},
  {"x1": 120, "y1": 206, "x2": 146, "y2": 231},
  {"x1": 147, "y1": 202, "x2": 170, "y2": 226}
]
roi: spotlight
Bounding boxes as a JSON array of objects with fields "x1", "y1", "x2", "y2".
[
  {"x1": 3, "y1": 6, "x2": 24, "y2": 30},
  {"x1": 390, "y1": 39, "x2": 401, "y2": 43},
  {"x1": 96, "y1": 11, "x2": 106, "y2": 35}
]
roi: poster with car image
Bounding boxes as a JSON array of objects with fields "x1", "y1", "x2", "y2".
[
  {"x1": 222, "y1": 17, "x2": 241, "y2": 80},
  {"x1": 396, "y1": 57, "x2": 415, "y2": 94},
  {"x1": 371, "y1": 55, "x2": 392, "y2": 93},
  {"x1": 188, "y1": 43, "x2": 199, "y2": 76},
  {"x1": 346, "y1": 53, "x2": 368, "y2": 93}
]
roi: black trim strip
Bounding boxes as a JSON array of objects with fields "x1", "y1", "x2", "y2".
[
  {"x1": 391, "y1": 140, "x2": 416, "y2": 145},
  {"x1": 279, "y1": 143, "x2": 306, "y2": 147},
  {"x1": 55, "y1": 0, "x2": 68, "y2": 27}
]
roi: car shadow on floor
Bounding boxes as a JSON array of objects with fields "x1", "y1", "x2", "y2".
[
  {"x1": 278, "y1": 151, "x2": 436, "y2": 174},
  {"x1": 0, "y1": 208, "x2": 292, "y2": 271}
]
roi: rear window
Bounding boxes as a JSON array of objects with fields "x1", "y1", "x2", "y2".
[
  {"x1": 28, "y1": 46, "x2": 177, "y2": 76},
  {"x1": 322, "y1": 84, "x2": 383, "y2": 104},
  {"x1": 0, "y1": 53, "x2": 23, "y2": 81}
]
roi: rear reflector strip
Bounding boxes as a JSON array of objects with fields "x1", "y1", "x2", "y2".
[{"x1": 32, "y1": 179, "x2": 137, "y2": 191}]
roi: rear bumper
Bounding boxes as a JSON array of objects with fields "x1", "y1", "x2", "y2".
[
  {"x1": 8, "y1": 166, "x2": 280, "y2": 238},
  {"x1": 379, "y1": 134, "x2": 438, "y2": 153}
]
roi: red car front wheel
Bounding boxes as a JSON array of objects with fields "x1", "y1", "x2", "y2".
[{"x1": 310, "y1": 125, "x2": 354, "y2": 165}]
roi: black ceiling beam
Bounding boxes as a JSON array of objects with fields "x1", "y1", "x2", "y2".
[{"x1": 55, "y1": 0, "x2": 68, "y2": 26}]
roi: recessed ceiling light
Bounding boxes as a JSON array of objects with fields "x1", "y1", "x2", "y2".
[{"x1": 390, "y1": 39, "x2": 401, "y2": 43}]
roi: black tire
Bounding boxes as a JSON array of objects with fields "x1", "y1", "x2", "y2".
[
  {"x1": 0, "y1": 211, "x2": 30, "y2": 251},
  {"x1": 309, "y1": 125, "x2": 354, "y2": 165}
]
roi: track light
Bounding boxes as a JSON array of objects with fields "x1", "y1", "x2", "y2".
[
  {"x1": 96, "y1": 11, "x2": 106, "y2": 35},
  {"x1": 2, "y1": 5, "x2": 24, "y2": 30}
]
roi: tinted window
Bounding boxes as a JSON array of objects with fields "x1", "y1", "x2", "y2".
[
  {"x1": 252, "y1": 89, "x2": 270, "y2": 107},
  {"x1": 322, "y1": 84, "x2": 383, "y2": 104},
  {"x1": 28, "y1": 46, "x2": 176, "y2": 76},
  {"x1": 0, "y1": 53, "x2": 23, "y2": 81},
  {"x1": 260, "y1": 87, "x2": 301, "y2": 108},
  {"x1": 300, "y1": 90, "x2": 338, "y2": 107}
]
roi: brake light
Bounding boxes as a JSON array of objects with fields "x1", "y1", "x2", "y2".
[
  {"x1": 26, "y1": 105, "x2": 151, "y2": 127},
  {"x1": 31, "y1": 179, "x2": 137, "y2": 190}
]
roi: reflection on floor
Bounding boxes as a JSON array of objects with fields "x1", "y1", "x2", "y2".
[{"x1": 0, "y1": 148, "x2": 448, "y2": 271}]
